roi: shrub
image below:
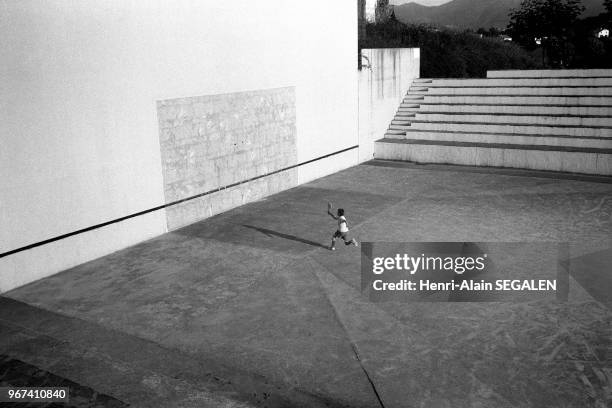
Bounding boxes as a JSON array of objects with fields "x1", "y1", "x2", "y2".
[{"x1": 360, "y1": 21, "x2": 543, "y2": 78}]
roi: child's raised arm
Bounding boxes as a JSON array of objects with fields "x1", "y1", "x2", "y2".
[{"x1": 327, "y1": 202, "x2": 338, "y2": 219}]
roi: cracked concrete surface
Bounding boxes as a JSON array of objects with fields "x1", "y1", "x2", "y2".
[{"x1": 2, "y1": 161, "x2": 611, "y2": 407}]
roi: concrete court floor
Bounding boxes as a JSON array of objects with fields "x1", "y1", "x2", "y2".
[{"x1": 1, "y1": 160, "x2": 612, "y2": 408}]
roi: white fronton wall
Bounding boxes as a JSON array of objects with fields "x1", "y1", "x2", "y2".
[{"x1": 0, "y1": 0, "x2": 358, "y2": 292}]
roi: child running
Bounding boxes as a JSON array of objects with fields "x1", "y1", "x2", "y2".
[{"x1": 327, "y1": 202, "x2": 358, "y2": 251}]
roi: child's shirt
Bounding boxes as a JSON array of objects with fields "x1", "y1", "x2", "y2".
[{"x1": 338, "y1": 216, "x2": 349, "y2": 233}]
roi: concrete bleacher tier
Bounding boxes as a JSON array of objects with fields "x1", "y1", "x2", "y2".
[{"x1": 375, "y1": 69, "x2": 612, "y2": 175}]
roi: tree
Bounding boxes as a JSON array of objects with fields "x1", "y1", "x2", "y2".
[
  {"x1": 507, "y1": 0, "x2": 584, "y2": 66},
  {"x1": 508, "y1": 0, "x2": 584, "y2": 44},
  {"x1": 358, "y1": 0, "x2": 367, "y2": 40},
  {"x1": 375, "y1": 0, "x2": 392, "y2": 23},
  {"x1": 358, "y1": 0, "x2": 367, "y2": 70},
  {"x1": 605, "y1": 0, "x2": 612, "y2": 26},
  {"x1": 389, "y1": 8, "x2": 398, "y2": 23}
]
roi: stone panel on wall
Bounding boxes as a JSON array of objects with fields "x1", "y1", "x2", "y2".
[{"x1": 157, "y1": 87, "x2": 298, "y2": 230}]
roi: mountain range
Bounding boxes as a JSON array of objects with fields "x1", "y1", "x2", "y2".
[{"x1": 393, "y1": 0, "x2": 606, "y2": 29}]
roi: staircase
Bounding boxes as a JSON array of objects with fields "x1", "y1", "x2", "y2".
[{"x1": 375, "y1": 69, "x2": 612, "y2": 175}]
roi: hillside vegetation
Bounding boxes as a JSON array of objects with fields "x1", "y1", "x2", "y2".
[{"x1": 360, "y1": 21, "x2": 543, "y2": 78}]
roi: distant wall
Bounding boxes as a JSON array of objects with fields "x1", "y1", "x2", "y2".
[
  {"x1": 358, "y1": 48, "x2": 420, "y2": 162},
  {"x1": 0, "y1": 0, "x2": 358, "y2": 292}
]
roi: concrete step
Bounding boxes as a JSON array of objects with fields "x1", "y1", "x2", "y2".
[
  {"x1": 396, "y1": 110, "x2": 419, "y2": 116},
  {"x1": 413, "y1": 78, "x2": 433, "y2": 84},
  {"x1": 386, "y1": 129, "x2": 612, "y2": 149},
  {"x1": 413, "y1": 113, "x2": 612, "y2": 127},
  {"x1": 404, "y1": 94, "x2": 425, "y2": 99},
  {"x1": 395, "y1": 111, "x2": 419, "y2": 117},
  {"x1": 416, "y1": 104, "x2": 612, "y2": 116},
  {"x1": 423, "y1": 77, "x2": 612, "y2": 87},
  {"x1": 375, "y1": 138, "x2": 612, "y2": 175},
  {"x1": 385, "y1": 70, "x2": 612, "y2": 175},
  {"x1": 487, "y1": 69, "x2": 612, "y2": 79},
  {"x1": 391, "y1": 119, "x2": 413, "y2": 125},
  {"x1": 411, "y1": 87, "x2": 612, "y2": 96},
  {"x1": 414, "y1": 95, "x2": 612, "y2": 106},
  {"x1": 397, "y1": 122, "x2": 612, "y2": 137},
  {"x1": 397, "y1": 109, "x2": 419, "y2": 114},
  {"x1": 385, "y1": 128, "x2": 406, "y2": 135}
]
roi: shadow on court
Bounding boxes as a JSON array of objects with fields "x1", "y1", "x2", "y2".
[{"x1": 241, "y1": 224, "x2": 329, "y2": 250}]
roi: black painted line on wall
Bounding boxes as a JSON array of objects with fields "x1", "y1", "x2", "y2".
[{"x1": 0, "y1": 145, "x2": 359, "y2": 259}]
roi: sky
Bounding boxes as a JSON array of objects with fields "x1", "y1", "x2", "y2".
[{"x1": 389, "y1": 0, "x2": 452, "y2": 6}]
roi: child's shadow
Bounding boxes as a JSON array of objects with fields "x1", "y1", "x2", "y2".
[{"x1": 241, "y1": 224, "x2": 329, "y2": 250}]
